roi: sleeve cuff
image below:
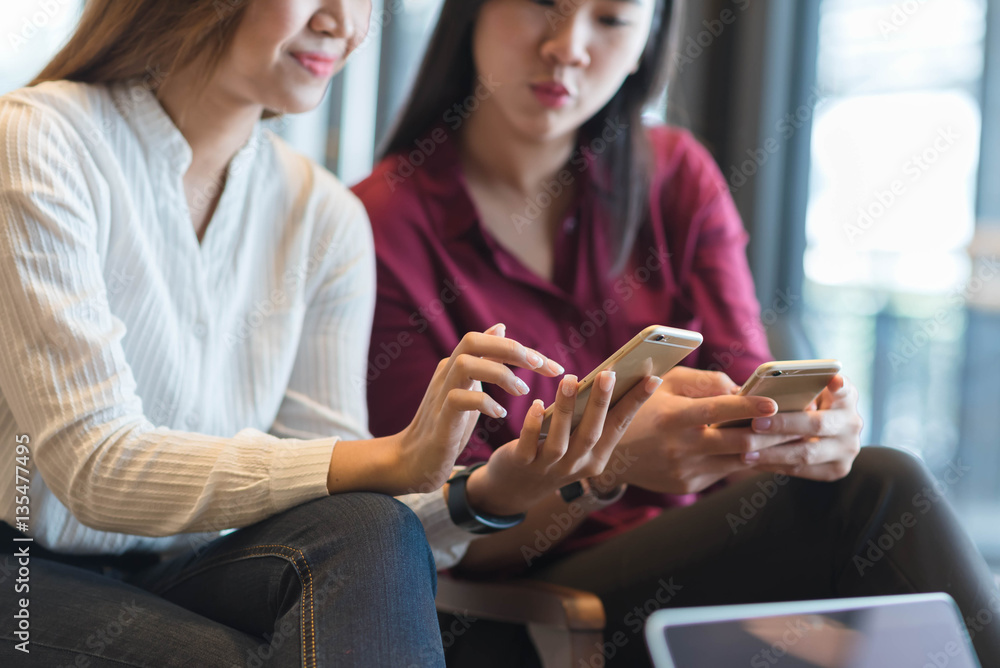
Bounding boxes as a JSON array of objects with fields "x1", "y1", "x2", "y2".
[{"x1": 245, "y1": 428, "x2": 337, "y2": 513}]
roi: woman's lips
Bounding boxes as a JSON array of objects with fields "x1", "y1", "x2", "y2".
[
  {"x1": 530, "y1": 82, "x2": 572, "y2": 109},
  {"x1": 291, "y1": 52, "x2": 339, "y2": 78}
]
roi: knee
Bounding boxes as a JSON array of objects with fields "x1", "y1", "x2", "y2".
[
  {"x1": 851, "y1": 445, "x2": 930, "y2": 484},
  {"x1": 348, "y1": 492, "x2": 429, "y2": 548},
  {"x1": 311, "y1": 493, "x2": 434, "y2": 571},
  {"x1": 844, "y1": 445, "x2": 941, "y2": 503},
  {"x1": 320, "y1": 492, "x2": 427, "y2": 544}
]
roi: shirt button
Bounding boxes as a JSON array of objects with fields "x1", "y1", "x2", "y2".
[{"x1": 193, "y1": 322, "x2": 207, "y2": 338}]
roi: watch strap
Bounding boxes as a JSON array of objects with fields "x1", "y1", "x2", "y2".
[{"x1": 446, "y1": 463, "x2": 526, "y2": 534}]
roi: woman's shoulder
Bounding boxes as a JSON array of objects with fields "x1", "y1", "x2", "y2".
[
  {"x1": 352, "y1": 126, "x2": 460, "y2": 219},
  {"x1": 643, "y1": 124, "x2": 733, "y2": 213},
  {"x1": 351, "y1": 151, "x2": 446, "y2": 244},
  {"x1": 250, "y1": 138, "x2": 374, "y2": 288},
  {"x1": 352, "y1": 152, "x2": 426, "y2": 216},
  {"x1": 258, "y1": 131, "x2": 367, "y2": 231},
  {"x1": 644, "y1": 125, "x2": 727, "y2": 188},
  {"x1": 0, "y1": 80, "x2": 116, "y2": 150},
  {"x1": 1, "y1": 79, "x2": 109, "y2": 114}
]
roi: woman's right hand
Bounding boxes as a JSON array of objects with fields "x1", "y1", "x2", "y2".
[
  {"x1": 462, "y1": 371, "x2": 662, "y2": 517},
  {"x1": 391, "y1": 324, "x2": 563, "y2": 493},
  {"x1": 595, "y1": 367, "x2": 797, "y2": 495}
]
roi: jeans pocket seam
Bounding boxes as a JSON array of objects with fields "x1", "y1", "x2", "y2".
[{"x1": 152, "y1": 543, "x2": 316, "y2": 668}]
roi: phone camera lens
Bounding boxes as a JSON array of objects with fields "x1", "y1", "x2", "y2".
[
  {"x1": 771, "y1": 370, "x2": 783, "y2": 376},
  {"x1": 654, "y1": 335, "x2": 666, "y2": 341}
]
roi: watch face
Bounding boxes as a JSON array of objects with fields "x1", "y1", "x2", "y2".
[{"x1": 559, "y1": 481, "x2": 586, "y2": 503}]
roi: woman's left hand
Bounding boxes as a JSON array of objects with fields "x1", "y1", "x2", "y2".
[{"x1": 746, "y1": 374, "x2": 864, "y2": 481}]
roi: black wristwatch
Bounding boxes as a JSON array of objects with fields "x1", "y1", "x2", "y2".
[{"x1": 446, "y1": 463, "x2": 526, "y2": 534}]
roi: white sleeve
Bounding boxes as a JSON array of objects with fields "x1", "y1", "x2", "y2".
[
  {"x1": 265, "y1": 183, "x2": 376, "y2": 444},
  {"x1": 0, "y1": 98, "x2": 336, "y2": 537},
  {"x1": 395, "y1": 473, "x2": 480, "y2": 570}
]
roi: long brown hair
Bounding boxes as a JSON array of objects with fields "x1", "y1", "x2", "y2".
[
  {"x1": 381, "y1": 0, "x2": 683, "y2": 272},
  {"x1": 32, "y1": 0, "x2": 251, "y2": 94}
]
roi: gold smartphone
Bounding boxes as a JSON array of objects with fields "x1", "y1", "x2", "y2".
[
  {"x1": 715, "y1": 359, "x2": 843, "y2": 428},
  {"x1": 539, "y1": 325, "x2": 703, "y2": 437}
]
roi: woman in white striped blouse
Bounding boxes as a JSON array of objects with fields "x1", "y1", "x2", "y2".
[{"x1": 0, "y1": 0, "x2": 658, "y2": 664}]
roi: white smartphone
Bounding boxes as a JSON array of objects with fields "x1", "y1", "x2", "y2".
[
  {"x1": 715, "y1": 359, "x2": 843, "y2": 428},
  {"x1": 538, "y1": 325, "x2": 703, "y2": 437}
]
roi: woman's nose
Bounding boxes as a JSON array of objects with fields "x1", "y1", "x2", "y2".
[
  {"x1": 310, "y1": 3, "x2": 358, "y2": 43},
  {"x1": 540, "y1": 15, "x2": 592, "y2": 69}
]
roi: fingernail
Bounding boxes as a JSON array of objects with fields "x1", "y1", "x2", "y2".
[
  {"x1": 753, "y1": 417, "x2": 772, "y2": 432},
  {"x1": 645, "y1": 376, "x2": 664, "y2": 393},
  {"x1": 757, "y1": 399, "x2": 776, "y2": 414},
  {"x1": 495, "y1": 404, "x2": 508, "y2": 418},
  {"x1": 526, "y1": 350, "x2": 544, "y2": 369},
  {"x1": 600, "y1": 371, "x2": 616, "y2": 392},
  {"x1": 530, "y1": 399, "x2": 544, "y2": 417},
  {"x1": 515, "y1": 378, "x2": 530, "y2": 395},
  {"x1": 744, "y1": 451, "x2": 761, "y2": 462},
  {"x1": 549, "y1": 360, "x2": 565, "y2": 375},
  {"x1": 561, "y1": 375, "x2": 578, "y2": 397},
  {"x1": 494, "y1": 324, "x2": 506, "y2": 338}
]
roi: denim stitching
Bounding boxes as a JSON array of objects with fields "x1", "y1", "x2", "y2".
[{"x1": 150, "y1": 544, "x2": 316, "y2": 668}]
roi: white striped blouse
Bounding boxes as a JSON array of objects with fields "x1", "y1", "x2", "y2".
[{"x1": 0, "y1": 79, "x2": 474, "y2": 569}]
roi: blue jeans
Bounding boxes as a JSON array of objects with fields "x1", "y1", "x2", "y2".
[{"x1": 1, "y1": 493, "x2": 446, "y2": 667}]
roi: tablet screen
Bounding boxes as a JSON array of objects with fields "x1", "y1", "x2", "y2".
[{"x1": 654, "y1": 598, "x2": 979, "y2": 668}]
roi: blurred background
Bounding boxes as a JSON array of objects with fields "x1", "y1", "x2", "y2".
[{"x1": 2, "y1": 0, "x2": 998, "y2": 564}]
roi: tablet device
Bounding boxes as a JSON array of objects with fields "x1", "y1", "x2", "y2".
[{"x1": 644, "y1": 593, "x2": 981, "y2": 668}]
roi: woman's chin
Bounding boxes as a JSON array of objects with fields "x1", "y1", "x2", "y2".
[
  {"x1": 513, "y1": 115, "x2": 579, "y2": 145},
  {"x1": 259, "y1": 87, "x2": 330, "y2": 116}
]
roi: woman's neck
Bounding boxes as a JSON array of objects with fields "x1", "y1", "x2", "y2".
[
  {"x1": 154, "y1": 67, "x2": 263, "y2": 180},
  {"x1": 458, "y1": 100, "x2": 581, "y2": 282},
  {"x1": 459, "y1": 101, "x2": 576, "y2": 196}
]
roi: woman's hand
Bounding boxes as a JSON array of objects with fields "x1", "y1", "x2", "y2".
[
  {"x1": 462, "y1": 371, "x2": 661, "y2": 517},
  {"x1": 391, "y1": 324, "x2": 563, "y2": 493},
  {"x1": 740, "y1": 374, "x2": 863, "y2": 480},
  {"x1": 593, "y1": 367, "x2": 800, "y2": 495}
]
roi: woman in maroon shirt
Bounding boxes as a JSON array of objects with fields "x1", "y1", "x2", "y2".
[{"x1": 354, "y1": 0, "x2": 1000, "y2": 665}]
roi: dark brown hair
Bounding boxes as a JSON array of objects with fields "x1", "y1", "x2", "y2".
[{"x1": 381, "y1": 0, "x2": 683, "y2": 272}]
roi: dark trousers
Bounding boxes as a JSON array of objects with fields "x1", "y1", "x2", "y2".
[
  {"x1": 443, "y1": 447, "x2": 1000, "y2": 667},
  {"x1": 0, "y1": 493, "x2": 445, "y2": 667}
]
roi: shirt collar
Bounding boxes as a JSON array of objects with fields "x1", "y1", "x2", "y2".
[
  {"x1": 414, "y1": 125, "x2": 606, "y2": 244},
  {"x1": 409, "y1": 126, "x2": 610, "y2": 299},
  {"x1": 110, "y1": 78, "x2": 263, "y2": 177}
]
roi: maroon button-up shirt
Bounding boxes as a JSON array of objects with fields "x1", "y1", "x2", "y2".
[{"x1": 352, "y1": 126, "x2": 772, "y2": 554}]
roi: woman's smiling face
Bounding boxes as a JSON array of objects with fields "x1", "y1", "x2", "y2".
[
  {"x1": 215, "y1": 0, "x2": 372, "y2": 114},
  {"x1": 470, "y1": 0, "x2": 657, "y2": 142}
]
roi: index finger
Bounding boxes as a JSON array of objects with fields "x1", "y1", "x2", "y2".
[
  {"x1": 591, "y1": 375, "x2": 663, "y2": 462},
  {"x1": 450, "y1": 329, "x2": 563, "y2": 377},
  {"x1": 676, "y1": 394, "x2": 777, "y2": 429}
]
